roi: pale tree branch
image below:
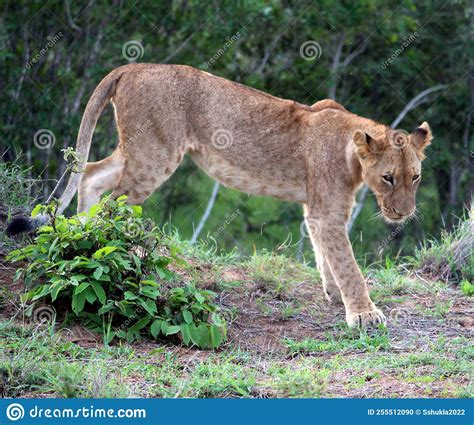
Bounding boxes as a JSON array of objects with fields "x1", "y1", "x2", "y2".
[
  {"x1": 65, "y1": 0, "x2": 81, "y2": 32},
  {"x1": 328, "y1": 32, "x2": 346, "y2": 100},
  {"x1": 341, "y1": 37, "x2": 368, "y2": 67},
  {"x1": 162, "y1": 32, "x2": 197, "y2": 64},
  {"x1": 328, "y1": 34, "x2": 368, "y2": 100},
  {"x1": 347, "y1": 84, "x2": 448, "y2": 232},
  {"x1": 255, "y1": 32, "x2": 282, "y2": 78},
  {"x1": 390, "y1": 84, "x2": 447, "y2": 128},
  {"x1": 190, "y1": 181, "x2": 220, "y2": 244}
]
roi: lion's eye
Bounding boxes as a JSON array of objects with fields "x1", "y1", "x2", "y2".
[
  {"x1": 382, "y1": 175, "x2": 394, "y2": 184},
  {"x1": 412, "y1": 174, "x2": 420, "y2": 181}
]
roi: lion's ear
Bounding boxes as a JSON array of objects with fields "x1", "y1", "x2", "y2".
[
  {"x1": 411, "y1": 122, "x2": 432, "y2": 160},
  {"x1": 353, "y1": 130, "x2": 385, "y2": 161}
]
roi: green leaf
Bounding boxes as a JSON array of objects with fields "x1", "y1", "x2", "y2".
[
  {"x1": 180, "y1": 324, "x2": 191, "y2": 345},
  {"x1": 131, "y1": 205, "x2": 142, "y2": 217},
  {"x1": 189, "y1": 324, "x2": 211, "y2": 348},
  {"x1": 50, "y1": 285, "x2": 63, "y2": 302},
  {"x1": 141, "y1": 279, "x2": 159, "y2": 287},
  {"x1": 74, "y1": 282, "x2": 90, "y2": 295},
  {"x1": 92, "y1": 246, "x2": 118, "y2": 259},
  {"x1": 182, "y1": 309, "x2": 193, "y2": 324},
  {"x1": 31, "y1": 204, "x2": 43, "y2": 217},
  {"x1": 72, "y1": 292, "x2": 86, "y2": 315},
  {"x1": 124, "y1": 291, "x2": 138, "y2": 300},
  {"x1": 48, "y1": 237, "x2": 60, "y2": 258},
  {"x1": 161, "y1": 321, "x2": 169, "y2": 334},
  {"x1": 150, "y1": 320, "x2": 162, "y2": 338},
  {"x1": 140, "y1": 299, "x2": 157, "y2": 316},
  {"x1": 91, "y1": 282, "x2": 106, "y2": 304},
  {"x1": 165, "y1": 325, "x2": 181, "y2": 336},
  {"x1": 98, "y1": 274, "x2": 111, "y2": 282},
  {"x1": 98, "y1": 302, "x2": 115, "y2": 315},
  {"x1": 129, "y1": 316, "x2": 151, "y2": 333},
  {"x1": 56, "y1": 219, "x2": 69, "y2": 233},
  {"x1": 194, "y1": 292, "x2": 205, "y2": 303},
  {"x1": 31, "y1": 284, "x2": 52, "y2": 301},
  {"x1": 83, "y1": 287, "x2": 97, "y2": 304},
  {"x1": 210, "y1": 325, "x2": 223, "y2": 348},
  {"x1": 104, "y1": 331, "x2": 116, "y2": 345},
  {"x1": 93, "y1": 266, "x2": 103, "y2": 280},
  {"x1": 140, "y1": 286, "x2": 160, "y2": 299}
]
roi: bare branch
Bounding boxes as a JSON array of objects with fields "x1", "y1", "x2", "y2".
[
  {"x1": 65, "y1": 0, "x2": 81, "y2": 32},
  {"x1": 347, "y1": 185, "x2": 370, "y2": 232},
  {"x1": 341, "y1": 37, "x2": 368, "y2": 67},
  {"x1": 190, "y1": 181, "x2": 220, "y2": 244},
  {"x1": 390, "y1": 84, "x2": 447, "y2": 128},
  {"x1": 162, "y1": 32, "x2": 197, "y2": 64},
  {"x1": 327, "y1": 32, "x2": 345, "y2": 100},
  {"x1": 255, "y1": 33, "x2": 282, "y2": 78}
]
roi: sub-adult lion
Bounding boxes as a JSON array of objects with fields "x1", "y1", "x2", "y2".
[{"x1": 7, "y1": 64, "x2": 433, "y2": 327}]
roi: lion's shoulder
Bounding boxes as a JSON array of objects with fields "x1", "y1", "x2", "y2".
[{"x1": 310, "y1": 99, "x2": 348, "y2": 113}]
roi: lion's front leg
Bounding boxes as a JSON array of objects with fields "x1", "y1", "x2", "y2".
[
  {"x1": 308, "y1": 221, "x2": 343, "y2": 304},
  {"x1": 305, "y1": 210, "x2": 386, "y2": 327}
]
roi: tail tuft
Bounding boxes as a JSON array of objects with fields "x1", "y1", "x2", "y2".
[{"x1": 6, "y1": 215, "x2": 49, "y2": 237}]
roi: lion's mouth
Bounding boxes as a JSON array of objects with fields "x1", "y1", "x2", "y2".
[
  {"x1": 384, "y1": 215, "x2": 406, "y2": 224},
  {"x1": 380, "y1": 207, "x2": 412, "y2": 224}
]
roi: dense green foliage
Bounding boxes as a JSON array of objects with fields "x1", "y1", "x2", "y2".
[
  {"x1": 1, "y1": 0, "x2": 472, "y2": 262},
  {"x1": 7, "y1": 196, "x2": 227, "y2": 348}
]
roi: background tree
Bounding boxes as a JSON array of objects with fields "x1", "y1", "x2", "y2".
[{"x1": 1, "y1": 0, "x2": 471, "y2": 263}]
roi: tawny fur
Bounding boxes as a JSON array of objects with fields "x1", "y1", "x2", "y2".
[{"x1": 59, "y1": 64, "x2": 432, "y2": 327}]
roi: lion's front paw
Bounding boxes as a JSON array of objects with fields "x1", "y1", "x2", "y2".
[{"x1": 346, "y1": 307, "x2": 386, "y2": 328}]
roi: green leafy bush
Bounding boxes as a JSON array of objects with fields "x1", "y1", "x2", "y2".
[{"x1": 7, "y1": 196, "x2": 227, "y2": 348}]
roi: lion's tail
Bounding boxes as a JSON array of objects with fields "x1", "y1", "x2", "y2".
[{"x1": 6, "y1": 68, "x2": 125, "y2": 237}]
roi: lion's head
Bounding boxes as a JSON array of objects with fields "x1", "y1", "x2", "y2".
[{"x1": 353, "y1": 122, "x2": 432, "y2": 223}]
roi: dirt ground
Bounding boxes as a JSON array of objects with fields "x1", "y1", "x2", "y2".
[{"x1": 0, "y1": 252, "x2": 472, "y2": 398}]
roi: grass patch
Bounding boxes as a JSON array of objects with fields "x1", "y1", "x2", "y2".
[
  {"x1": 284, "y1": 328, "x2": 390, "y2": 355},
  {"x1": 412, "y1": 208, "x2": 473, "y2": 284}
]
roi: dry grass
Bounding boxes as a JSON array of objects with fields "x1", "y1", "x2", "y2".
[{"x1": 416, "y1": 207, "x2": 473, "y2": 284}]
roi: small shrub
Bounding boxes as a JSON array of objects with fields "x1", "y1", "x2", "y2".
[
  {"x1": 7, "y1": 196, "x2": 226, "y2": 348},
  {"x1": 413, "y1": 208, "x2": 473, "y2": 284}
]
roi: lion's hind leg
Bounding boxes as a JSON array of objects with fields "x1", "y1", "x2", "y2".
[
  {"x1": 77, "y1": 151, "x2": 125, "y2": 213},
  {"x1": 110, "y1": 151, "x2": 182, "y2": 206}
]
